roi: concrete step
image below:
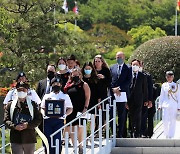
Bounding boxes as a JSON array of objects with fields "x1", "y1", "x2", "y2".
[
  {"x1": 111, "y1": 147, "x2": 180, "y2": 154},
  {"x1": 116, "y1": 138, "x2": 180, "y2": 147}
]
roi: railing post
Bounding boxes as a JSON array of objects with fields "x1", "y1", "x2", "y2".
[
  {"x1": 106, "y1": 104, "x2": 109, "y2": 146},
  {"x1": 99, "y1": 109, "x2": 102, "y2": 151},
  {"x1": 55, "y1": 139, "x2": 59, "y2": 154},
  {"x1": 74, "y1": 126, "x2": 78, "y2": 154},
  {"x1": 91, "y1": 114, "x2": 95, "y2": 154},
  {"x1": 65, "y1": 132, "x2": 69, "y2": 154},
  {"x1": 113, "y1": 100, "x2": 116, "y2": 147},
  {"x1": 83, "y1": 119, "x2": 87, "y2": 154},
  {"x1": 2, "y1": 125, "x2": 5, "y2": 154}
]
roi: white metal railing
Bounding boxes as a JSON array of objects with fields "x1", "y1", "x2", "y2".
[
  {"x1": 154, "y1": 96, "x2": 162, "y2": 126},
  {"x1": 50, "y1": 96, "x2": 116, "y2": 154},
  {"x1": 153, "y1": 96, "x2": 163, "y2": 138},
  {"x1": 0, "y1": 124, "x2": 10, "y2": 154}
]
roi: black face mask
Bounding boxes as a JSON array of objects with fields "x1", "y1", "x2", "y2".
[
  {"x1": 72, "y1": 76, "x2": 80, "y2": 83},
  {"x1": 52, "y1": 85, "x2": 61, "y2": 93},
  {"x1": 47, "y1": 71, "x2": 55, "y2": 80}
]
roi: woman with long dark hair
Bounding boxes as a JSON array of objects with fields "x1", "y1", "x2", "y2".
[{"x1": 82, "y1": 62, "x2": 101, "y2": 114}]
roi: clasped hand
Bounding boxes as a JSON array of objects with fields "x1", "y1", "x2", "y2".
[
  {"x1": 15, "y1": 122, "x2": 28, "y2": 131},
  {"x1": 112, "y1": 87, "x2": 121, "y2": 96}
]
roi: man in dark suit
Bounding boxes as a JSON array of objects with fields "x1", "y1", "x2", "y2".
[
  {"x1": 139, "y1": 62, "x2": 153, "y2": 137},
  {"x1": 36, "y1": 64, "x2": 56, "y2": 133},
  {"x1": 36, "y1": 64, "x2": 56, "y2": 100},
  {"x1": 110, "y1": 51, "x2": 132, "y2": 138},
  {"x1": 128, "y1": 59, "x2": 148, "y2": 138},
  {"x1": 147, "y1": 82, "x2": 161, "y2": 138}
]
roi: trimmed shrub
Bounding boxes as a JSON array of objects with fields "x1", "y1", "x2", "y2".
[{"x1": 129, "y1": 36, "x2": 180, "y2": 82}]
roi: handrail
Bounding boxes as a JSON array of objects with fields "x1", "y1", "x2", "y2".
[
  {"x1": 50, "y1": 96, "x2": 116, "y2": 154},
  {"x1": 0, "y1": 123, "x2": 11, "y2": 154},
  {"x1": 50, "y1": 96, "x2": 111, "y2": 138},
  {"x1": 0, "y1": 123, "x2": 5, "y2": 128}
]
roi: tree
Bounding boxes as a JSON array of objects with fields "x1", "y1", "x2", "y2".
[
  {"x1": 0, "y1": 0, "x2": 97, "y2": 86},
  {"x1": 127, "y1": 26, "x2": 166, "y2": 48},
  {"x1": 129, "y1": 36, "x2": 180, "y2": 82},
  {"x1": 86, "y1": 23, "x2": 131, "y2": 52}
]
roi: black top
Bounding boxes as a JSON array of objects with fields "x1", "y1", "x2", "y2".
[
  {"x1": 83, "y1": 77, "x2": 101, "y2": 113},
  {"x1": 67, "y1": 81, "x2": 85, "y2": 112},
  {"x1": 96, "y1": 67, "x2": 111, "y2": 99}
]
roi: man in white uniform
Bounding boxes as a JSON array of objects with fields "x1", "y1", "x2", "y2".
[
  {"x1": 3, "y1": 72, "x2": 41, "y2": 107},
  {"x1": 158, "y1": 71, "x2": 180, "y2": 138}
]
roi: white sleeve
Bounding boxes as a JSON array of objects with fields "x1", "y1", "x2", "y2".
[
  {"x1": 41, "y1": 94, "x2": 48, "y2": 108},
  {"x1": 177, "y1": 84, "x2": 180, "y2": 109},
  {"x1": 31, "y1": 90, "x2": 41, "y2": 104},
  {"x1": 158, "y1": 84, "x2": 164, "y2": 108},
  {"x1": 65, "y1": 94, "x2": 73, "y2": 109},
  {"x1": 3, "y1": 90, "x2": 13, "y2": 104}
]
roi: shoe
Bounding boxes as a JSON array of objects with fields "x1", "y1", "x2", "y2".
[{"x1": 79, "y1": 147, "x2": 83, "y2": 154}]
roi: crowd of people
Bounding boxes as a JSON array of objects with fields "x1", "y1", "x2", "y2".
[{"x1": 3, "y1": 52, "x2": 180, "y2": 154}]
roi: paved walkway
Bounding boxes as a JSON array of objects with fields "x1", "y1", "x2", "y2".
[{"x1": 152, "y1": 121, "x2": 180, "y2": 139}]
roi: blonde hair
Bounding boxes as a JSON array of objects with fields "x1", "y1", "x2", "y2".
[{"x1": 70, "y1": 68, "x2": 83, "y2": 80}]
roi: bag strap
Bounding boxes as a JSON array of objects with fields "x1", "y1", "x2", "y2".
[{"x1": 10, "y1": 98, "x2": 18, "y2": 121}]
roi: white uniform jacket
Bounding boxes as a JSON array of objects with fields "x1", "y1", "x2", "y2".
[
  {"x1": 159, "y1": 82, "x2": 180, "y2": 109},
  {"x1": 3, "y1": 88, "x2": 41, "y2": 105}
]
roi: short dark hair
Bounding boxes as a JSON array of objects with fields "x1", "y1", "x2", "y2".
[
  {"x1": 67, "y1": 54, "x2": 76, "y2": 61},
  {"x1": 131, "y1": 59, "x2": 141, "y2": 65}
]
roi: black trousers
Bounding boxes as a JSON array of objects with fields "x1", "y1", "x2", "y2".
[
  {"x1": 110, "y1": 102, "x2": 126, "y2": 138},
  {"x1": 129, "y1": 106, "x2": 142, "y2": 138},
  {"x1": 141, "y1": 106, "x2": 148, "y2": 136},
  {"x1": 147, "y1": 106, "x2": 156, "y2": 138}
]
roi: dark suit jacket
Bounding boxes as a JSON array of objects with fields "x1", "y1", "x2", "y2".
[
  {"x1": 36, "y1": 78, "x2": 47, "y2": 100},
  {"x1": 129, "y1": 71, "x2": 148, "y2": 108},
  {"x1": 110, "y1": 63, "x2": 132, "y2": 99},
  {"x1": 143, "y1": 72, "x2": 153, "y2": 102}
]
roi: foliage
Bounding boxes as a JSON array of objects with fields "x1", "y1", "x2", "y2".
[
  {"x1": 78, "y1": 0, "x2": 180, "y2": 35},
  {"x1": 0, "y1": 0, "x2": 97, "y2": 87},
  {"x1": 127, "y1": 26, "x2": 167, "y2": 47},
  {"x1": 86, "y1": 23, "x2": 131, "y2": 52},
  {"x1": 103, "y1": 45, "x2": 134, "y2": 64},
  {"x1": 129, "y1": 36, "x2": 180, "y2": 82}
]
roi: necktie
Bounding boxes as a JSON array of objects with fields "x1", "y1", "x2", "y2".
[
  {"x1": 117, "y1": 65, "x2": 121, "y2": 78},
  {"x1": 46, "y1": 80, "x2": 51, "y2": 94},
  {"x1": 131, "y1": 73, "x2": 137, "y2": 89}
]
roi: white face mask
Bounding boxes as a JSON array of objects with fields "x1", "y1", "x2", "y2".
[
  {"x1": 139, "y1": 67, "x2": 143, "y2": 72},
  {"x1": 132, "y1": 65, "x2": 139, "y2": 72},
  {"x1": 17, "y1": 91, "x2": 27, "y2": 99},
  {"x1": 58, "y1": 64, "x2": 66, "y2": 71}
]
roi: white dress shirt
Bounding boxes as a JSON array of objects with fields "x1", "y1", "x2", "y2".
[{"x1": 41, "y1": 91, "x2": 73, "y2": 119}]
